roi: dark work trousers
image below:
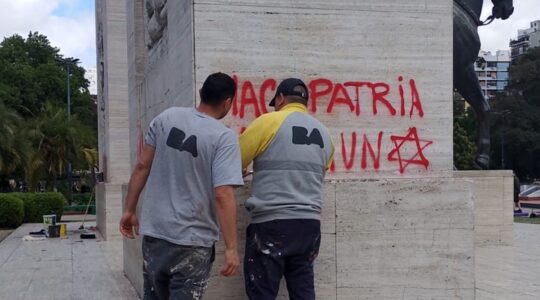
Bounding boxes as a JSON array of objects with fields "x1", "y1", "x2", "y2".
[
  {"x1": 142, "y1": 235, "x2": 215, "y2": 300},
  {"x1": 244, "y1": 219, "x2": 321, "y2": 300}
]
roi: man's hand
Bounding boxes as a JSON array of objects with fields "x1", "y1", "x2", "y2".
[
  {"x1": 242, "y1": 168, "x2": 253, "y2": 178},
  {"x1": 220, "y1": 248, "x2": 240, "y2": 276},
  {"x1": 121, "y1": 144, "x2": 154, "y2": 239},
  {"x1": 119, "y1": 212, "x2": 139, "y2": 239}
]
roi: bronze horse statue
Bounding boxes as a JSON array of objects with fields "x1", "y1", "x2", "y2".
[{"x1": 454, "y1": 0, "x2": 514, "y2": 169}]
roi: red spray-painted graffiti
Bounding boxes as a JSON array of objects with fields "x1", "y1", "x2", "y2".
[
  {"x1": 335, "y1": 128, "x2": 431, "y2": 174},
  {"x1": 387, "y1": 127, "x2": 432, "y2": 174},
  {"x1": 232, "y1": 75, "x2": 424, "y2": 119},
  {"x1": 228, "y1": 75, "x2": 434, "y2": 174},
  {"x1": 136, "y1": 75, "x2": 434, "y2": 174}
]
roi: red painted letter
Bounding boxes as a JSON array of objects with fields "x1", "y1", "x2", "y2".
[
  {"x1": 309, "y1": 78, "x2": 333, "y2": 113},
  {"x1": 344, "y1": 81, "x2": 369, "y2": 116},
  {"x1": 370, "y1": 82, "x2": 397, "y2": 116},
  {"x1": 327, "y1": 83, "x2": 355, "y2": 113},
  {"x1": 398, "y1": 76, "x2": 405, "y2": 116},
  {"x1": 409, "y1": 79, "x2": 424, "y2": 118},
  {"x1": 361, "y1": 131, "x2": 383, "y2": 170},
  {"x1": 259, "y1": 78, "x2": 276, "y2": 114},
  {"x1": 340, "y1": 132, "x2": 357, "y2": 170},
  {"x1": 240, "y1": 81, "x2": 261, "y2": 119},
  {"x1": 232, "y1": 75, "x2": 239, "y2": 116}
]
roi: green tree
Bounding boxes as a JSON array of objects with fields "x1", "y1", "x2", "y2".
[
  {"x1": 507, "y1": 48, "x2": 540, "y2": 107},
  {"x1": 0, "y1": 32, "x2": 97, "y2": 192},
  {"x1": 490, "y1": 48, "x2": 540, "y2": 180},
  {"x1": 454, "y1": 123, "x2": 478, "y2": 170},
  {"x1": 25, "y1": 103, "x2": 96, "y2": 192},
  {"x1": 453, "y1": 92, "x2": 479, "y2": 170},
  {"x1": 0, "y1": 101, "x2": 29, "y2": 185},
  {"x1": 0, "y1": 32, "x2": 95, "y2": 127}
]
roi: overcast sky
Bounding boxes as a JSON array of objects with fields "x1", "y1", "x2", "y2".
[
  {"x1": 479, "y1": 0, "x2": 539, "y2": 53},
  {"x1": 0, "y1": 0, "x2": 538, "y2": 69},
  {"x1": 0, "y1": 0, "x2": 95, "y2": 69}
]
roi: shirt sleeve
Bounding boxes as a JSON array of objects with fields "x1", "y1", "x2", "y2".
[
  {"x1": 239, "y1": 114, "x2": 279, "y2": 169},
  {"x1": 144, "y1": 116, "x2": 159, "y2": 147},
  {"x1": 212, "y1": 131, "x2": 244, "y2": 188}
]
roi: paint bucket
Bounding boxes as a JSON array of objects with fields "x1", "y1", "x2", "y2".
[
  {"x1": 59, "y1": 224, "x2": 67, "y2": 237},
  {"x1": 43, "y1": 215, "x2": 56, "y2": 230},
  {"x1": 48, "y1": 225, "x2": 60, "y2": 238}
]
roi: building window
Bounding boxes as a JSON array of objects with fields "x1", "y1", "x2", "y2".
[
  {"x1": 487, "y1": 62, "x2": 497, "y2": 68},
  {"x1": 497, "y1": 62, "x2": 510, "y2": 70},
  {"x1": 498, "y1": 71, "x2": 509, "y2": 81}
]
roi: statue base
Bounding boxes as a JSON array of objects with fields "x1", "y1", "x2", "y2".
[{"x1": 123, "y1": 176, "x2": 481, "y2": 299}]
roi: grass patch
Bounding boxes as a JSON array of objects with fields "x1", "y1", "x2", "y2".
[{"x1": 514, "y1": 216, "x2": 540, "y2": 224}]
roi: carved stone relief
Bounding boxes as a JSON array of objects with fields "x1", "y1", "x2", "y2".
[{"x1": 145, "y1": 0, "x2": 168, "y2": 49}]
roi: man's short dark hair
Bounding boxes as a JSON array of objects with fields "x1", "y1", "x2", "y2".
[
  {"x1": 200, "y1": 72, "x2": 236, "y2": 105},
  {"x1": 284, "y1": 85, "x2": 308, "y2": 105}
]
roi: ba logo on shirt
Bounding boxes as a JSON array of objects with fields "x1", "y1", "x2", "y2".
[
  {"x1": 292, "y1": 126, "x2": 324, "y2": 148},
  {"x1": 166, "y1": 127, "x2": 198, "y2": 157}
]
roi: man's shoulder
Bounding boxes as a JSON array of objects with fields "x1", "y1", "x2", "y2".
[
  {"x1": 162, "y1": 106, "x2": 186, "y2": 113},
  {"x1": 205, "y1": 117, "x2": 231, "y2": 134},
  {"x1": 287, "y1": 111, "x2": 327, "y2": 127},
  {"x1": 157, "y1": 106, "x2": 191, "y2": 119},
  {"x1": 251, "y1": 110, "x2": 292, "y2": 127},
  {"x1": 201, "y1": 118, "x2": 236, "y2": 144},
  {"x1": 309, "y1": 115, "x2": 329, "y2": 130},
  {"x1": 258, "y1": 111, "x2": 283, "y2": 120}
]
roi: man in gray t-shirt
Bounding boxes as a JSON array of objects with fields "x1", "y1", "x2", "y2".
[{"x1": 120, "y1": 73, "x2": 243, "y2": 300}]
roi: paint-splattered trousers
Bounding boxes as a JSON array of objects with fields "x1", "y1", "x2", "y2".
[
  {"x1": 142, "y1": 235, "x2": 214, "y2": 300},
  {"x1": 244, "y1": 219, "x2": 321, "y2": 300}
]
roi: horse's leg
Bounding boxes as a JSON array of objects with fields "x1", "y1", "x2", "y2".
[{"x1": 455, "y1": 64, "x2": 491, "y2": 169}]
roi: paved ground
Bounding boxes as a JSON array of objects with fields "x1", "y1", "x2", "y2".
[
  {"x1": 0, "y1": 229, "x2": 14, "y2": 243},
  {"x1": 476, "y1": 223, "x2": 540, "y2": 300},
  {"x1": 0, "y1": 223, "x2": 138, "y2": 300},
  {"x1": 0, "y1": 222, "x2": 539, "y2": 299}
]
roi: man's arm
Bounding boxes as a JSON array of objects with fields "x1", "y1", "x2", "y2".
[
  {"x1": 119, "y1": 144, "x2": 155, "y2": 239},
  {"x1": 239, "y1": 114, "x2": 278, "y2": 169},
  {"x1": 214, "y1": 185, "x2": 239, "y2": 276}
]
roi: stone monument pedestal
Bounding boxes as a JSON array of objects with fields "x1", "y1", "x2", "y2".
[
  {"x1": 96, "y1": 183, "x2": 124, "y2": 241},
  {"x1": 455, "y1": 171, "x2": 514, "y2": 247},
  {"x1": 124, "y1": 177, "x2": 477, "y2": 299}
]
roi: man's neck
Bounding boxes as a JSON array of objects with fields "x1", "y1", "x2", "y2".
[
  {"x1": 281, "y1": 102, "x2": 307, "y2": 111},
  {"x1": 196, "y1": 104, "x2": 220, "y2": 119}
]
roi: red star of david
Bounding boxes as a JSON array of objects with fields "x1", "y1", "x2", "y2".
[{"x1": 387, "y1": 127, "x2": 433, "y2": 174}]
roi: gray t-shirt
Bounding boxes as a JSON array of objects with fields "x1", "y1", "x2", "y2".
[{"x1": 140, "y1": 107, "x2": 243, "y2": 247}]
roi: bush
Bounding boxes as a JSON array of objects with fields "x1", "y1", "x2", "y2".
[
  {"x1": 0, "y1": 194, "x2": 24, "y2": 228},
  {"x1": 71, "y1": 193, "x2": 95, "y2": 205},
  {"x1": 64, "y1": 204, "x2": 96, "y2": 215},
  {"x1": 12, "y1": 192, "x2": 65, "y2": 223}
]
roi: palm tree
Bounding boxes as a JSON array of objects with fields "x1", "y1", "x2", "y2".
[
  {"x1": 25, "y1": 102, "x2": 97, "y2": 192},
  {"x1": 0, "y1": 102, "x2": 30, "y2": 191}
]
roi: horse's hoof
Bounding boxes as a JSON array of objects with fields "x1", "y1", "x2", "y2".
[{"x1": 475, "y1": 154, "x2": 489, "y2": 170}]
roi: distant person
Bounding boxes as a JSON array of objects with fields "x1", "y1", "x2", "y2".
[
  {"x1": 120, "y1": 72, "x2": 244, "y2": 299},
  {"x1": 239, "y1": 78, "x2": 334, "y2": 299}
]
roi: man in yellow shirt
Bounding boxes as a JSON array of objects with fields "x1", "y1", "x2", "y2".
[{"x1": 239, "y1": 78, "x2": 334, "y2": 299}]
